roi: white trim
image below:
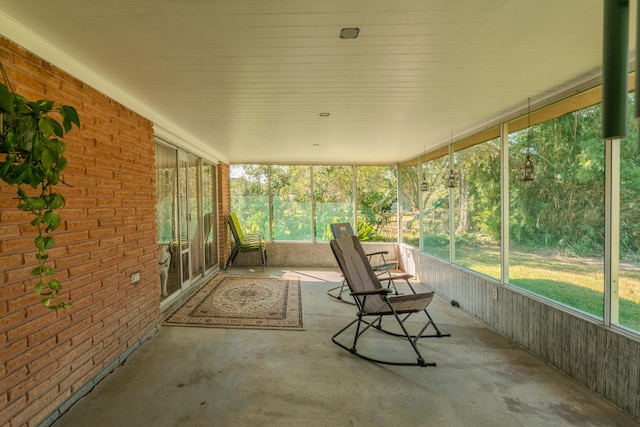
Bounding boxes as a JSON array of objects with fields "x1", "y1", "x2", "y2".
[{"x1": 500, "y1": 122, "x2": 509, "y2": 285}]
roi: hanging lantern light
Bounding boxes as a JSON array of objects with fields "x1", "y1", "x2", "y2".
[
  {"x1": 447, "y1": 168, "x2": 458, "y2": 188},
  {"x1": 446, "y1": 131, "x2": 458, "y2": 189},
  {"x1": 421, "y1": 175, "x2": 428, "y2": 192},
  {"x1": 520, "y1": 153, "x2": 536, "y2": 181},
  {"x1": 520, "y1": 98, "x2": 536, "y2": 182}
]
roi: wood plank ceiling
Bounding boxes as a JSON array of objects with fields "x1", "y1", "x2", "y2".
[{"x1": 0, "y1": 0, "x2": 632, "y2": 163}]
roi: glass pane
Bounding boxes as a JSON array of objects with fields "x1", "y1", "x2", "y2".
[
  {"x1": 189, "y1": 156, "x2": 204, "y2": 280},
  {"x1": 155, "y1": 144, "x2": 180, "y2": 300},
  {"x1": 271, "y1": 165, "x2": 312, "y2": 241},
  {"x1": 422, "y1": 156, "x2": 449, "y2": 259},
  {"x1": 509, "y1": 106, "x2": 604, "y2": 319},
  {"x1": 454, "y1": 138, "x2": 501, "y2": 279},
  {"x1": 313, "y1": 165, "x2": 354, "y2": 241},
  {"x1": 356, "y1": 165, "x2": 398, "y2": 242},
  {"x1": 202, "y1": 162, "x2": 218, "y2": 271},
  {"x1": 178, "y1": 158, "x2": 190, "y2": 283},
  {"x1": 618, "y1": 94, "x2": 640, "y2": 332},
  {"x1": 399, "y1": 159, "x2": 419, "y2": 247},
  {"x1": 230, "y1": 164, "x2": 271, "y2": 240}
]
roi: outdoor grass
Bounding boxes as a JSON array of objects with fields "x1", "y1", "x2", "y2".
[{"x1": 441, "y1": 244, "x2": 640, "y2": 332}]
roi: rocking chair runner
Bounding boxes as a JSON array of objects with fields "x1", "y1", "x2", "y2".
[
  {"x1": 330, "y1": 235, "x2": 450, "y2": 367},
  {"x1": 224, "y1": 212, "x2": 267, "y2": 271}
]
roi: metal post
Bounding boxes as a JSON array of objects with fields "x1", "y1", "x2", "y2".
[
  {"x1": 500, "y1": 122, "x2": 509, "y2": 284},
  {"x1": 602, "y1": 0, "x2": 629, "y2": 139}
]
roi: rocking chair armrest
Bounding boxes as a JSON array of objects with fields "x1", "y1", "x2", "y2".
[
  {"x1": 351, "y1": 288, "x2": 393, "y2": 296},
  {"x1": 366, "y1": 250, "x2": 389, "y2": 257}
]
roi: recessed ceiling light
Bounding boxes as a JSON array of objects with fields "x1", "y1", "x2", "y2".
[
  {"x1": 319, "y1": 112, "x2": 330, "y2": 117},
  {"x1": 340, "y1": 27, "x2": 359, "y2": 39}
]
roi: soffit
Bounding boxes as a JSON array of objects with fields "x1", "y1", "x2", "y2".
[{"x1": 0, "y1": 0, "x2": 631, "y2": 163}]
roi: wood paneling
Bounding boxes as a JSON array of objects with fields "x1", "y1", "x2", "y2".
[{"x1": 407, "y1": 247, "x2": 640, "y2": 420}]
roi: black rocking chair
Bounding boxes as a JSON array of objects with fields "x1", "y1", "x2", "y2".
[{"x1": 330, "y1": 235, "x2": 450, "y2": 367}]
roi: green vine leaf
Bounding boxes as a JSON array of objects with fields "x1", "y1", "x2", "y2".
[
  {"x1": 0, "y1": 82, "x2": 13, "y2": 112},
  {"x1": 43, "y1": 210, "x2": 61, "y2": 231},
  {"x1": 0, "y1": 72, "x2": 79, "y2": 311},
  {"x1": 34, "y1": 235, "x2": 55, "y2": 251},
  {"x1": 41, "y1": 147, "x2": 57, "y2": 168},
  {"x1": 48, "y1": 279, "x2": 62, "y2": 291},
  {"x1": 60, "y1": 105, "x2": 80, "y2": 131},
  {"x1": 44, "y1": 193, "x2": 64, "y2": 209}
]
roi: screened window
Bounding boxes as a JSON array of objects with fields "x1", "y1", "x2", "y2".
[
  {"x1": 399, "y1": 159, "x2": 419, "y2": 247},
  {"x1": 356, "y1": 165, "x2": 398, "y2": 242},
  {"x1": 229, "y1": 164, "x2": 271, "y2": 240},
  {"x1": 454, "y1": 136, "x2": 501, "y2": 279},
  {"x1": 271, "y1": 165, "x2": 312, "y2": 241},
  {"x1": 617, "y1": 94, "x2": 640, "y2": 332},
  {"x1": 313, "y1": 165, "x2": 354, "y2": 241},
  {"x1": 422, "y1": 155, "x2": 450, "y2": 259},
  {"x1": 202, "y1": 161, "x2": 218, "y2": 271},
  {"x1": 508, "y1": 105, "x2": 605, "y2": 319}
]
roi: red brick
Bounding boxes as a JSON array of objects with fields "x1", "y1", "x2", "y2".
[
  {"x1": 88, "y1": 227, "x2": 116, "y2": 239},
  {"x1": 54, "y1": 252, "x2": 91, "y2": 270},
  {"x1": 3, "y1": 265, "x2": 35, "y2": 285},
  {"x1": 0, "y1": 393, "x2": 27, "y2": 427},
  {"x1": 64, "y1": 219, "x2": 99, "y2": 231},
  {"x1": 55, "y1": 231, "x2": 90, "y2": 246},
  {"x1": 0, "y1": 254, "x2": 23, "y2": 271},
  {"x1": 96, "y1": 197, "x2": 123, "y2": 208},
  {"x1": 29, "y1": 387, "x2": 71, "y2": 427},
  {"x1": 91, "y1": 264, "x2": 121, "y2": 282},
  {"x1": 98, "y1": 235, "x2": 124, "y2": 247},
  {"x1": 58, "y1": 355, "x2": 93, "y2": 391},
  {"x1": 115, "y1": 208, "x2": 136, "y2": 218},
  {"x1": 1, "y1": 36, "x2": 157, "y2": 426},
  {"x1": 0, "y1": 237, "x2": 35, "y2": 255},
  {"x1": 67, "y1": 295, "x2": 101, "y2": 322},
  {"x1": 67, "y1": 260, "x2": 101, "y2": 278},
  {"x1": 1, "y1": 335, "x2": 28, "y2": 367},
  {"x1": 6, "y1": 290, "x2": 40, "y2": 314},
  {"x1": 66, "y1": 240, "x2": 100, "y2": 255}
]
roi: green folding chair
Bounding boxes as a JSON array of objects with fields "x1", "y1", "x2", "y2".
[{"x1": 224, "y1": 213, "x2": 267, "y2": 271}]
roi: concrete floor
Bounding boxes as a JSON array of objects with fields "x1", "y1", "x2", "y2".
[{"x1": 52, "y1": 267, "x2": 639, "y2": 427}]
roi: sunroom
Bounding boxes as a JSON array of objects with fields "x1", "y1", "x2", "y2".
[{"x1": 1, "y1": 1, "x2": 639, "y2": 426}]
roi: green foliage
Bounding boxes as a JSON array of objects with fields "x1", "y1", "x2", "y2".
[
  {"x1": 230, "y1": 164, "x2": 398, "y2": 242},
  {"x1": 0, "y1": 77, "x2": 80, "y2": 310},
  {"x1": 356, "y1": 166, "x2": 397, "y2": 242}
]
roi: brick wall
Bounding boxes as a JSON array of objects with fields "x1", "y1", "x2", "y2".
[
  {"x1": 0, "y1": 37, "x2": 159, "y2": 426},
  {"x1": 217, "y1": 162, "x2": 231, "y2": 268}
]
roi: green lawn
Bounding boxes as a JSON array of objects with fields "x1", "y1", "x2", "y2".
[{"x1": 439, "y1": 244, "x2": 640, "y2": 332}]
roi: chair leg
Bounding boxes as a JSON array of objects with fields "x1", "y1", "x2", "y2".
[
  {"x1": 260, "y1": 246, "x2": 266, "y2": 271},
  {"x1": 225, "y1": 246, "x2": 239, "y2": 270}
]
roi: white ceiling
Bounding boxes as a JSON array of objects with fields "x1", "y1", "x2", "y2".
[{"x1": 0, "y1": 0, "x2": 634, "y2": 164}]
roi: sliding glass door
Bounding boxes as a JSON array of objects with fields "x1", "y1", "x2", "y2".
[{"x1": 156, "y1": 142, "x2": 219, "y2": 303}]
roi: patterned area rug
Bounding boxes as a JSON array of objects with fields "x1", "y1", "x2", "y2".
[{"x1": 164, "y1": 274, "x2": 303, "y2": 330}]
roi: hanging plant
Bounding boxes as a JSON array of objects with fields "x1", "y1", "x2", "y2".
[{"x1": 0, "y1": 65, "x2": 80, "y2": 310}]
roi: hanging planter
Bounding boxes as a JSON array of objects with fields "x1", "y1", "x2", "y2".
[{"x1": 0, "y1": 66, "x2": 80, "y2": 310}]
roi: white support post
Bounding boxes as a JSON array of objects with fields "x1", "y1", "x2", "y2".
[
  {"x1": 604, "y1": 138, "x2": 620, "y2": 326},
  {"x1": 500, "y1": 122, "x2": 509, "y2": 285}
]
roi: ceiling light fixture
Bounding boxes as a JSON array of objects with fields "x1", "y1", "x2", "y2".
[
  {"x1": 319, "y1": 112, "x2": 330, "y2": 117},
  {"x1": 340, "y1": 27, "x2": 359, "y2": 39}
]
